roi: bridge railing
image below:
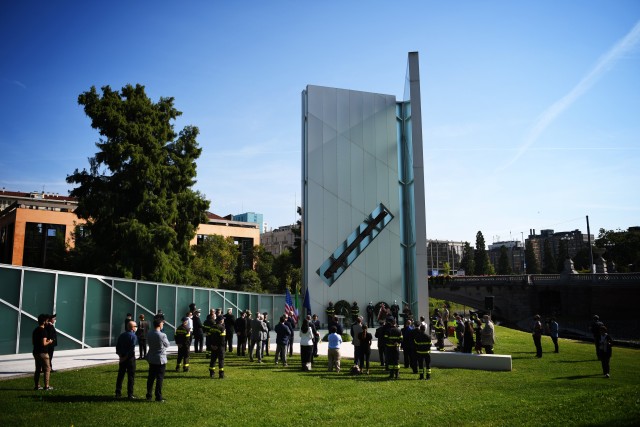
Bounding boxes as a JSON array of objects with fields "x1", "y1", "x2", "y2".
[{"x1": 431, "y1": 273, "x2": 640, "y2": 286}]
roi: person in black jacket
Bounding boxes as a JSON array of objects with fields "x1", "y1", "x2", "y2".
[
  {"x1": 209, "y1": 316, "x2": 227, "y2": 379},
  {"x1": 174, "y1": 317, "x2": 191, "y2": 372},
  {"x1": 384, "y1": 317, "x2": 402, "y2": 379},
  {"x1": 414, "y1": 324, "x2": 432, "y2": 380},
  {"x1": 284, "y1": 314, "x2": 296, "y2": 357},
  {"x1": 375, "y1": 322, "x2": 387, "y2": 368},
  {"x1": 223, "y1": 308, "x2": 235, "y2": 353},
  {"x1": 262, "y1": 312, "x2": 272, "y2": 356},
  {"x1": 45, "y1": 314, "x2": 58, "y2": 371},
  {"x1": 401, "y1": 319, "x2": 416, "y2": 373},
  {"x1": 235, "y1": 311, "x2": 247, "y2": 356},
  {"x1": 192, "y1": 310, "x2": 204, "y2": 353},
  {"x1": 136, "y1": 314, "x2": 149, "y2": 359},
  {"x1": 274, "y1": 316, "x2": 292, "y2": 366}
]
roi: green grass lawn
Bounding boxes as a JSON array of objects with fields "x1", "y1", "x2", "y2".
[{"x1": 1, "y1": 327, "x2": 638, "y2": 426}]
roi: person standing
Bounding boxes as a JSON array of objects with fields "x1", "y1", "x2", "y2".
[
  {"x1": 350, "y1": 316, "x2": 363, "y2": 368},
  {"x1": 532, "y1": 314, "x2": 543, "y2": 358},
  {"x1": 390, "y1": 301, "x2": 400, "y2": 321},
  {"x1": 192, "y1": 310, "x2": 204, "y2": 353},
  {"x1": 366, "y1": 302, "x2": 375, "y2": 328},
  {"x1": 401, "y1": 319, "x2": 416, "y2": 372},
  {"x1": 299, "y1": 319, "x2": 314, "y2": 371},
  {"x1": 146, "y1": 316, "x2": 169, "y2": 402},
  {"x1": 384, "y1": 317, "x2": 402, "y2": 379},
  {"x1": 115, "y1": 320, "x2": 138, "y2": 399},
  {"x1": 209, "y1": 316, "x2": 226, "y2": 379},
  {"x1": 45, "y1": 314, "x2": 58, "y2": 372},
  {"x1": 358, "y1": 325, "x2": 373, "y2": 375},
  {"x1": 235, "y1": 311, "x2": 247, "y2": 356},
  {"x1": 549, "y1": 317, "x2": 559, "y2": 353},
  {"x1": 351, "y1": 301, "x2": 360, "y2": 324},
  {"x1": 223, "y1": 308, "x2": 235, "y2": 353},
  {"x1": 136, "y1": 314, "x2": 149, "y2": 359},
  {"x1": 375, "y1": 321, "x2": 387, "y2": 367},
  {"x1": 250, "y1": 313, "x2": 267, "y2": 363},
  {"x1": 326, "y1": 302, "x2": 335, "y2": 326},
  {"x1": 327, "y1": 325, "x2": 342, "y2": 372},
  {"x1": 274, "y1": 315, "x2": 291, "y2": 366},
  {"x1": 285, "y1": 314, "x2": 296, "y2": 357},
  {"x1": 598, "y1": 326, "x2": 613, "y2": 378},
  {"x1": 590, "y1": 315, "x2": 604, "y2": 360},
  {"x1": 33, "y1": 313, "x2": 54, "y2": 391},
  {"x1": 311, "y1": 314, "x2": 321, "y2": 357},
  {"x1": 463, "y1": 321, "x2": 475, "y2": 354},
  {"x1": 481, "y1": 315, "x2": 495, "y2": 354},
  {"x1": 174, "y1": 317, "x2": 191, "y2": 372},
  {"x1": 414, "y1": 324, "x2": 432, "y2": 380},
  {"x1": 262, "y1": 312, "x2": 272, "y2": 356},
  {"x1": 203, "y1": 311, "x2": 215, "y2": 358},
  {"x1": 442, "y1": 305, "x2": 450, "y2": 337}
]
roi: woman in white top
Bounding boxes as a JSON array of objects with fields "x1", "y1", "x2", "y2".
[{"x1": 299, "y1": 319, "x2": 315, "y2": 371}]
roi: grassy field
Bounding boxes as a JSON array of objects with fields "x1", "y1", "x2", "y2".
[{"x1": 1, "y1": 326, "x2": 638, "y2": 426}]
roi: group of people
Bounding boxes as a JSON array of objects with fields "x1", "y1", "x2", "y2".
[
  {"x1": 31, "y1": 313, "x2": 57, "y2": 391},
  {"x1": 429, "y1": 308, "x2": 496, "y2": 355}
]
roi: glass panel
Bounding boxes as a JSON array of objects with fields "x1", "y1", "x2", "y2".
[
  {"x1": 112, "y1": 292, "x2": 135, "y2": 337},
  {"x1": 236, "y1": 293, "x2": 250, "y2": 313},
  {"x1": 176, "y1": 287, "x2": 193, "y2": 318},
  {"x1": 22, "y1": 270, "x2": 55, "y2": 316},
  {"x1": 209, "y1": 291, "x2": 224, "y2": 312},
  {"x1": 157, "y1": 285, "x2": 176, "y2": 328},
  {"x1": 56, "y1": 274, "x2": 85, "y2": 346},
  {"x1": 114, "y1": 280, "x2": 135, "y2": 300},
  {"x1": 136, "y1": 283, "x2": 157, "y2": 314},
  {"x1": 19, "y1": 314, "x2": 38, "y2": 354},
  {"x1": 194, "y1": 289, "x2": 209, "y2": 313},
  {"x1": 0, "y1": 266, "x2": 21, "y2": 307},
  {"x1": 0, "y1": 303, "x2": 18, "y2": 354},
  {"x1": 56, "y1": 334, "x2": 81, "y2": 351},
  {"x1": 85, "y1": 278, "x2": 111, "y2": 348}
]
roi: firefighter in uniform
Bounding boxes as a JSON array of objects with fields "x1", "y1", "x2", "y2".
[
  {"x1": 350, "y1": 301, "x2": 360, "y2": 324},
  {"x1": 326, "y1": 302, "x2": 335, "y2": 327},
  {"x1": 414, "y1": 323, "x2": 432, "y2": 380},
  {"x1": 209, "y1": 316, "x2": 226, "y2": 379},
  {"x1": 175, "y1": 317, "x2": 191, "y2": 372},
  {"x1": 384, "y1": 316, "x2": 402, "y2": 379},
  {"x1": 203, "y1": 312, "x2": 215, "y2": 358}
]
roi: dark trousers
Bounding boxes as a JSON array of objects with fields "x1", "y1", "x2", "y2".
[
  {"x1": 533, "y1": 335, "x2": 542, "y2": 357},
  {"x1": 367, "y1": 314, "x2": 374, "y2": 328},
  {"x1": 386, "y1": 346, "x2": 400, "y2": 376},
  {"x1": 176, "y1": 345, "x2": 190, "y2": 370},
  {"x1": 193, "y1": 332, "x2": 203, "y2": 353},
  {"x1": 300, "y1": 345, "x2": 313, "y2": 370},
  {"x1": 551, "y1": 336, "x2": 559, "y2": 353},
  {"x1": 250, "y1": 338, "x2": 263, "y2": 361},
  {"x1": 353, "y1": 346, "x2": 362, "y2": 367},
  {"x1": 138, "y1": 339, "x2": 147, "y2": 358},
  {"x1": 209, "y1": 348, "x2": 225, "y2": 377},
  {"x1": 600, "y1": 354, "x2": 611, "y2": 375},
  {"x1": 115, "y1": 357, "x2": 136, "y2": 397},
  {"x1": 225, "y1": 331, "x2": 234, "y2": 352},
  {"x1": 312, "y1": 337, "x2": 319, "y2": 357},
  {"x1": 417, "y1": 353, "x2": 431, "y2": 377},
  {"x1": 288, "y1": 337, "x2": 294, "y2": 357},
  {"x1": 237, "y1": 334, "x2": 246, "y2": 355},
  {"x1": 404, "y1": 348, "x2": 417, "y2": 372},
  {"x1": 361, "y1": 349, "x2": 370, "y2": 371},
  {"x1": 378, "y1": 346, "x2": 386, "y2": 366},
  {"x1": 484, "y1": 345, "x2": 494, "y2": 354},
  {"x1": 146, "y1": 363, "x2": 165, "y2": 400},
  {"x1": 263, "y1": 336, "x2": 270, "y2": 356}
]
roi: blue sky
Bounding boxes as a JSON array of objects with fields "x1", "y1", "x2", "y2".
[{"x1": 1, "y1": 1, "x2": 638, "y2": 244}]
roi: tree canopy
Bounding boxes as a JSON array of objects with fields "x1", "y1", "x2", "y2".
[
  {"x1": 473, "y1": 231, "x2": 492, "y2": 275},
  {"x1": 67, "y1": 84, "x2": 208, "y2": 283}
]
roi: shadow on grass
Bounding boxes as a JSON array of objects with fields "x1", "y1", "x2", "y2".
[
  {"x1": 20, "y1": 394, "x2": 138, "y2": 403},
  {"x1": 554, "y1": 374, "x2": 603, "y2": 380},
  {"x1": 550, "y1": 359, "x2": 596, "y2": 364}
]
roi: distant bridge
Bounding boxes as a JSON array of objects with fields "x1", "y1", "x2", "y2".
[{"x1": 428, "y1": 273, "x2": 640, "y2": 340}]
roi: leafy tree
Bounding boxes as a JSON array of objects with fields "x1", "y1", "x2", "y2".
[
  {"x1": 460, "y1": 242, "x2": 475, "y2": 275},
  {"x1": 189, "y1": 235, "x2": 238, "y2": 288},
  {"x1": 542, "y1": 239, "x2": 556, "y2": 274},
  {"x1": 240, "y1": 270, "x2": 263, "y2": 293},
  {"x1": 253, "y1": 245, "x2": 280, "y2": 293},
  {"x1": 525, "y1": 240, "x2": 540, "y2": 274},
  {"x1": 442, "y1": 262, "x2": 451, "y2": 276},
  {"x1": 67, "y1": 84, "x2": 208, "y2": 283},
  {"x1": 596, "y1": 227, "x2": 640, "y2": 272},
  {"x1": 497, "y1": 245, "x2": 512, "y2": 275},
  {"x1": 573, "y1": 247, "x2": 592, "y2": 271},
  {"x1": 473, "y1": 231, "x2": 491, "y2": 275}
]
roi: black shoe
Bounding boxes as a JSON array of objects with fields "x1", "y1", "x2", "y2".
[
  {"x1": 426, "y1": 374, "x2": 431, "y2": 380},
  {"x1": 128, "y1": 395, "x2": 138, "y2": 400},
  {"x1": 419, "y1": 374, "x2": 424, "y2": 380},
  {"x1": 146, "y1": 394, "x2": 152, "y2": 401},
  {"x1": 115, "y1": 393, "x2": 122, "y2": 398}
]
